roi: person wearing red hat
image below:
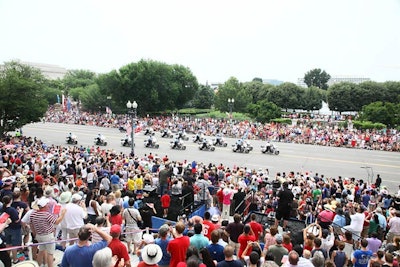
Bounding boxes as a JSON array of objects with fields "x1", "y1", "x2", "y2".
[{"x1": 108, "y1": 224, "x2": 131, "y2": 267}]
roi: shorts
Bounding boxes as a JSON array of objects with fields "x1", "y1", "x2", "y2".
[
  {"x1": 36, "y1": 233, "x2": 56, "y2": 254},
  {"x1": 276, "y1": 208, "x2": 290, "y2": 220},
  {"x1": 124, "y1": 226, "x2": 142, "y2": 244},
  {"x1": 67, "y1": 228, "x2": 80, "y2": 240},
  {"x1": 4, "y1": 228, "x2": 22, "y2": 246}
]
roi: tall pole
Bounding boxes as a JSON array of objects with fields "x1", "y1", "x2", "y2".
[
  {"x1": 127, "y1": 101, "x2": 138, "y2": 157},
  {"x1": 228, "y1": 98, "x2": 234, "y2": 124}
]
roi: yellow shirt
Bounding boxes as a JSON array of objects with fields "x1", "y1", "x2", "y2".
[
  {"x1": 135, "y1": 177, "x2": 143, "y2": 190},
  {"x1": 127, "y1": 179, "x2": 135, "y2": 191}
]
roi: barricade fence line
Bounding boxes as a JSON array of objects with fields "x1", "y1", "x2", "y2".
[{"x1": 0, "y1": 228, "x2": 160, "y2": 252}]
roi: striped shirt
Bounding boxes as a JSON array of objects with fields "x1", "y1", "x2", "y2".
[{"x1": 30, "y1": 210, "x2": 57, "y2": 235}]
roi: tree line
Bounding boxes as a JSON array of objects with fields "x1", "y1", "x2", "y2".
[{"x1": 0, "y1": 61, "x2": 399, "y2": 135}]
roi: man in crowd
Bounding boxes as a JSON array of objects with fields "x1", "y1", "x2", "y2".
[
  {"x1": 108, "y1": 224, "x2": 131, "y2": 267},
  {"x1": 167, "y1": 222, "x2": 190, "y2": 267},
  {"x1": 216, "y1": 245, "x2": 244, "y2": 267},
  {"x1": 64, "y1": 193, "x2": 87, "y2": 245},
  {"x1": 275, "y1": 182, "x2": 294, "y2": 232}
]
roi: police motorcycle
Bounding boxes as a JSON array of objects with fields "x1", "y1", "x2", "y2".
[
  {"x1": 243, "y1": 140, "x2": 253, "y2": 151},
  {"x1": 160, "y1": 128, "x2": 173, "y2": 138},
  {"x1": 144, "y1": 127, "x2": 154, "y2": 136},
  {"x1": 192, "y1": 131, "x2": 205, "y2": 143},
  {"x1": 94, "y1": 134, "x2": 107, "y2": 146},
  {"x1": 66, "y1": 133, "x2": 78, "y2": 145},
  {"x1": 144, "y1": 135, "x2": 159, "y2": 149},
  {"x1": 170, "y1": 137, "x2": 186, "y2": 150},
  {"x1": 261, "y1": 142, "x2": 280, "y2": 155},
  {"x1": 232, "y1": 139, "x2": 250, "y2": 153},
  {"x1": 198, "y1": 139, "x2": 215, "y2": 151},
  {"x1": 121, "y1": 135, "x2": 132, "y2": 147},
  {"x1": 212, "y1": 134, "x2": 228, "y2": 147},
  {"x1": 177, "y1": 130, "x2": 189, "y2": 141}
]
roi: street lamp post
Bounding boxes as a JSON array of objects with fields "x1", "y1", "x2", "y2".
[
  {"x1": 126, "y1": 100, "x2": 138, "y2": 157},
  {"x1": 228, "y1": 98, "x2": 235, "y2": 122}
]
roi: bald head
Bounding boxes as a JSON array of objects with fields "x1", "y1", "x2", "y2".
[{"x1": 289, "y1": 251, "x2": 299, "y2": 265}]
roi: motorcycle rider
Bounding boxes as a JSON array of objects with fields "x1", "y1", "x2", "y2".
[
  {"x1": 67, "y1": 132, "x2": 73, "y2": 142},
  {"x1": 215, "y1": 132, "x2": 223, "y2": 145},
  {"x1": 161, "y1": 128, "x2": 170, "y2": 137},
  {"x1": 178, "y1": 129, "x2": 186, "y2": 139},
  {"x1": 265, "y1": 140, "x2": 272, "y2": 152},
  {"x1": 96, "y1": 133, "x2": 105, "y2": 144},
  {"x1": 235, "y1": 138, "x2": 243, "y2": 151},
  {"x1": 146, "y1": 134, "x2": 154, "y2": 147},
  {"x1": 123, "y1": 134, "x2": 131, "y2": 146},
  {"x1": 172, "y1": 136, "x2": 180, "y2": 149},
  {"x1": 200, "y1": 138, "x2": 209, "y2": 150},
  {"x1": 194, "y1": 130, "x2": 203, "y2": 142}
]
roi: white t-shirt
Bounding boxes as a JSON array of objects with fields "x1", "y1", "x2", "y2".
[
  {"x1": 64, "y1": 203, "x2": 86, "y2": 230},
  {"x1": 349, "y1": 212, "x2": 365, "y2": 233}
]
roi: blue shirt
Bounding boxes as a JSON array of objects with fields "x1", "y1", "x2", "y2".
[
  {"x1": 155, "y1": 237, "x2": 172, "y2": 265},
  {"x1": 61, "y1": 240, "x2": 107, "y2": 267},
  {"x1": 207, "y1": 243, "x2": 225, "y2": 262},
  {"x1": 110, "y1": 174, "x2": 120, "y2": 185},
  {"x1": 353, "y1": 249, "x2": 373, "y2": 267}
]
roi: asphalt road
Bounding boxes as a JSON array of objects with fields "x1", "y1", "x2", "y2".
[{"x1": 21, "y1": 122, "x2": 400, "y2": 189}]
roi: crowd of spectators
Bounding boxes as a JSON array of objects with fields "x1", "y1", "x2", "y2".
[
  {"x1": 0, "y1": 111, "x2": 399, "y2": 267},
  {"x1": 44, "y1": 108, "x2": 400, "y2": 152}
]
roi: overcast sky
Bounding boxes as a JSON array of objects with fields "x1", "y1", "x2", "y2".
[{"x1": 1, "y1": 0, "x2": 399, "y2": 84}]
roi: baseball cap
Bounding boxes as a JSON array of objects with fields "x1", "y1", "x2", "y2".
[
  {"x1": 71, "y1": 193, "x2": 83, "y2": 202},
  {"x1": 275, "y1": 234, "x2": 283, "y2": 243},
  {"x1": 110, "y1": 224, "x2": 121, "y2": 235},
  {"x1": 37, "y1": 197, "x2": 50, "y2": 208}
]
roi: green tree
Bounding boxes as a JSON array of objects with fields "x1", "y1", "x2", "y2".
[
  {"x1": 304, "y1": 68, "x2": 331, "y2": 90},
  {"x1": 383, "y1": 81, "x2": 400, "y2": 104},
  {"x1": 302, "y1": 86, "x2": 324, "y2": 111},
  {"x1": 356, "y1": 81, "x2": 386, "y2": 110},
  {"x1": 0, "y1": 61, "x2": 48, "y2": 135},
  {"x1": 243, "y1": 80, "x2": 266, "y2": 104},
  {"x1": 62, "y1": 69, "x2": 97, "y2": 91},
  {"x1": 267, "y1": 82, "x2": 304, "y2": 111},
  {"x1": 79, "y1": 84, "x2": 106, "y2": 112},
  {"x1": 327, "y1": 82, "x2": 359, "y2": 112},
  {"x1": 214, "y1": 77, "x2": 251, "y2": 113},
  {"x1": 247, "y1": 100, "x2": 282, "y2": 123},
  {"x1": 192, "y1": 85, "x2": 215, "y2": 109},
  {"x1": 360, "y1": 101, "x2": 399, "y2": 128}
]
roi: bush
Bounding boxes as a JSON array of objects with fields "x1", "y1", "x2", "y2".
[
  {"x1": 271, "y1": 118, "x2": 292, "y2": 125},
  {"x1": 352, "y1": 120, "x2": 386, "y2": 130}
]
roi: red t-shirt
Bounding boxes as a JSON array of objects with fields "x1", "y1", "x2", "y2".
[
  {"x1": 238, "y1": 234, "x2": 256, "y2": 258},
  {"x1": 161, "y1": 194, "x2": 171, "y2": 208},
  {"x1": 110, "y1": 214, "x2": 123, "y2": 225},
  {"x1": 108, "y1": 238, "x2": 130, "y2": 267},
  {"x1": 216, "y1": 189, "x2": 224, "y2": 204},
  {"x1": 249, "y1": 221, "x2": 263, "y2": 241},
  {"x1": 167, "y1": 236, "x2": 190, "y2": 267},
  {"x1": 203, "y1": 220, "x2": 215, "y2": 240},
  {"x1": 283, "y1": 242, "x2": 293, "y2": 252},
  {"x1": 137, "y1": 262, "x2": 158, "y2": 267}
]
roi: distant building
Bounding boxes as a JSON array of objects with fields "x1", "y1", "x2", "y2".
[
  {"x1": 297, "y1": 75, "x2": 371, "y2": 88},
  {"x1": 1, "y1": 60, "x2": 68, "y2": 80},
  {"x1": 262, "y1": 79, "x2": 284, "y2": 86}
]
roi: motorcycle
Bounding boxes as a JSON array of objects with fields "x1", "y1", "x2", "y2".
[
  {"x1": 177, "y1": 132, "x2": 189, "y2": 141},
  {"x1": 232, "y1": 144, "x2": 250, "y2": 153},
  {"x1": 243, "y1": 140, "x2": 253, "y2": 151},
  {"x1": 121, "y1": 138, "x2": 132, "y2": 147},
  {"x1": 66, "y1": 135, "x2": 78, "y2": 145},
  {"x1": 144, "y1": 127, "x2": 154, "y2": 136},
  {"x1": 94, "y1": 137, "x2": 107, "y2": 146},
  {"x1": 119, "y1": 126, "x2": 127, "y2": 133},
  {"x1": 192, "y1": 133, "x2": 205, "y2": 143},
  {"x1": 144, "y1": 139, "x2": 159, "y2": 149},
  {"x1": 261, "y1": 144, "x2": 280, "y2": 155},
  {"x1": 160, "y1": 129, "x2": 173, "y2": 138},
  {"x1": 198, "y1": 141, "x2": 215, "y2": 151},
  {"x1": 170, "y1": 139, "x2": 186, "y2": 150},
  {"x1": 212, "y1": 137, "x2": 228, "y2": 147}
]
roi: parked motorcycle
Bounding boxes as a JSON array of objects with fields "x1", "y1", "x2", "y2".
[
  {"x1": 66, "y1": 135, "x2": 78, "y2": 145},
  {"x1": 261, "y1": 144, "x2": 280, "y2": 155},
  {"x1": 170, "y1": 139, "x2": 186, "y2": 150},
  {"x1": 232, "y1": 144, "x2": 250, "y2": 153}
]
